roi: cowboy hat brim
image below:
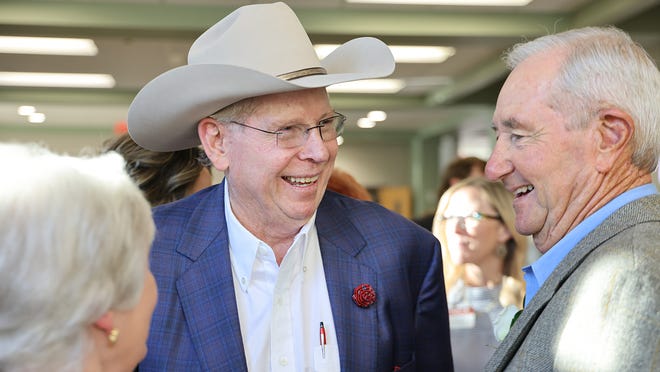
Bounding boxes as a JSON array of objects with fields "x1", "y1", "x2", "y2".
[{"x1": 128, "y1": 37, "x2": 395, "y2": 151}]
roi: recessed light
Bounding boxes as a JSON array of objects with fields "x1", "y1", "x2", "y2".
[
  {"x1": 17, "y1": 105, "x2": 36, "y2": 116},
  {"x1": 357, "y1": 118, "x2": 377, "y2": 128},
  {"x1": 0, "y1": 36, "x2": 98, "y2": 56},
  {"x1": 327, "y1": 79, "x2": 404, "y2": 94},
  {"x1": 367, "y1": 111, "x2": 387, "y2": 122},
  {"x1": 0, "y1": 72, "x2": 115, "y2": 88},
  {"x1": 345, "y1": 0, "x2": 532, "y2": 5},
  {"x1": 28, "y1": 113, "x2": 46, "y2": 124},
  {"x1": 316, "y1": 44, "x2": 455, "y2": 63}
]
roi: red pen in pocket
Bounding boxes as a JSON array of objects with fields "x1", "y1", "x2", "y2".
[{"x1": 319, "y1": 321, "x2": 327, "y2": 359}]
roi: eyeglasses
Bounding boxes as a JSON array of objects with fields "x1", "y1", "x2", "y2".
[
  {"x1": 220, "y1": 113, "x2": 346, "y2": 149},
  {"x1": 440, "y1": 211, "x2": 501, "y2": 227}
]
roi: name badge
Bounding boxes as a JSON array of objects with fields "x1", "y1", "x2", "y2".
[{"x1": 449, "y1": 307, "x2": 477, "y2": 329}]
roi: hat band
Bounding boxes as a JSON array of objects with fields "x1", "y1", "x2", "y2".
[{"x1": 277, "y1": 67, "x2": 327, "y2": 81}]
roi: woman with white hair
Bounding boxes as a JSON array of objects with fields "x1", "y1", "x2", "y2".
[{"x1": 0, "y1": 142, "x2": 157, "y2": 371}]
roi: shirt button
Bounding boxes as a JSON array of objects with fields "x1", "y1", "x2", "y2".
[{"x1": 279, "y1": 356, "x2": 288, "y2": 366}]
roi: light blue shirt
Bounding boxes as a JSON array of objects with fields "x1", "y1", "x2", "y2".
[{"x1": 523, "y1": 183, "x2": 658, "y2": 307}]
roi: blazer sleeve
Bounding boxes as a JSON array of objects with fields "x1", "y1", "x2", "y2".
[{"x1": 413, "y1": 234, "x2": 454, "y2": 371}]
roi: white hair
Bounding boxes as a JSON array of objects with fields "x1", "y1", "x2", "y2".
[
  {"x1": 0, "y1": 142, "x2": 155, "y2": 371},
  {"x1": 504, "y1": 26, "x2": 660, "y2": 172}
]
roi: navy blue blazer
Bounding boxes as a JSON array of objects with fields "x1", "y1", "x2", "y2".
[{"x1": 139, "y1": 181, "x2": 453, "y2": 371}]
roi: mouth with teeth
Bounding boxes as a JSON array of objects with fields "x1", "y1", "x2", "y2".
[
  {"x1": 283, "y1": 175, "x2": 319, "y2": 187},
  {"x1": 514, "y1": 184, "x2": 534, "y2": 198}
]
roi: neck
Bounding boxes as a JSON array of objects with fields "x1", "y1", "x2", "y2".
[
  {"x1": 83, "y1": 330, "x2": 104, "y2": 372},
  {"x1": 534, "y1": 170, "x2": 652, "y2": 252},
  {"x1": 463, "y1": 256, "x2": 504, "y2": 287},
  {"x1": 227, "y1": 199, "x2": 302, "y2": 265}
]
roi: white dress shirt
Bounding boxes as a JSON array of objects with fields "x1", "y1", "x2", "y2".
[{"x1": 224, "y1": 185, "x2": 340, "y2": 371}]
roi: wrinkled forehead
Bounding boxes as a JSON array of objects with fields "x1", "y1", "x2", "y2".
[
  {"x1": 493, "y1": 57, "x2": 565, "y2": 130},
  {"x1": 249, "y1": 88, "x2": 333, "y2": 122}
]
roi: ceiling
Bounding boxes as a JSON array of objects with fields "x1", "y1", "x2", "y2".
[{"x1": 0, "y1": 0, "x2": 659, "y2": 144}]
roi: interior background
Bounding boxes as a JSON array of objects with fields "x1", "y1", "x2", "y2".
[{"x1": 1, "y1": 0, "x2": 658, "y2": 217}]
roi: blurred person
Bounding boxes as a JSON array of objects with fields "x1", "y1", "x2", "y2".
[
  {"x1": 127, "y1": 2, "x2": 453, "y2": 371},
  {"x1": 0, "y1": 142, "x2": 157, "y2": 372},
  {"x1": 432, "y1": 176, "x2": 527, "y2": 372},
  {"x1": 414, "y1": 156, "x2": 486, "y2": 231},
  {"x1": 485, "y1": 26, "x2": 659, "y2": 371},
  {"x1": 326, "y1": 168, "x2": 373, "y2": 201},
  {"x1": 102, "y1": 132, "x2": 213, "y2": 206}
]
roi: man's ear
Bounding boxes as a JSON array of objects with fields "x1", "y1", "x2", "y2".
[
  {"x1": 198, "y1": 117, "x2": 230, "y2": 171},
  {"x1": 594, "y1": 108, "x2": 634, "y2": 173}
]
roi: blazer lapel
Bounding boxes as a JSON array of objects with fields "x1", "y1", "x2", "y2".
[
  {"x1": 316, "y1": 196, "x2": 380, "y2": 371},
  {"x1": 488, "y1": 195, "x2": 660, "y2": 371},
  {"x1": 175, "y1": 182, "x2": 248, "y2": 370}
]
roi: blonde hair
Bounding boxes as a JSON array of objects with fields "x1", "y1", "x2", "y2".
[{"x1": 432, "y1": 176, "x2": 527, "y2": 307}]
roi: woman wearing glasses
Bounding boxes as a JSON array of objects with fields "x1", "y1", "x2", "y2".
[{"x1": 432, "y1": 176, "x2": 527, "y2": 372}]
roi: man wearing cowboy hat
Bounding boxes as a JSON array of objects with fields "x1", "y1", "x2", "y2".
[{"x1": 128, "y1": 3, "x2": 453, "y2": 371}]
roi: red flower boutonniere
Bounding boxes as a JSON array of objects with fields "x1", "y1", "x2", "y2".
[{"x1": 352, "y1": 283, "x2": 376, "y2": 308}]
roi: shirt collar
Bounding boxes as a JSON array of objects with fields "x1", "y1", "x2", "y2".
[
  {"x1": 223, "y1": 182, "x2": 317, "y2": 292},
  {"x1": 524, "y1": 183, "x2": 658, "y2": 299}
]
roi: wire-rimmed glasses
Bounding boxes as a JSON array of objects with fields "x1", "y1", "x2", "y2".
[
  {"x1": 215, "y1": 113, "x2": 346, "y2": 149},
  {"x1": 440, "y1": 211, "x2": 501, "y2": 228}
]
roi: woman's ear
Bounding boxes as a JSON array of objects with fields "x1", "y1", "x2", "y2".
[
  {"x1": 198, "y1": 117, "x2": 229, "y2": 171},
  {"x1": 594, "y1": 108, "x2": 634, "y2": 173},
  {"x1": 93, "y1": 312, "x2": 114, "y2": 333},
  {"x1": 497, "y1": 223, "x2": 512, "y2": 244}
]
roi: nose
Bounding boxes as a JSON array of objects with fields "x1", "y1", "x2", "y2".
[
  {"x1": 485, "y1": 139, "x2": 513, "y2": 181},
  {"x1": 452, "y1": 217, "x2": 468, "y2": 234},
  {"x1": 298, "y1": 126, "x2": 332, "y2": 162}
]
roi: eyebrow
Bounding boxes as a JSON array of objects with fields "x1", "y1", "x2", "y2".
[{"x1": 491, "y1": 117, "x2": 521, "y2": 132}]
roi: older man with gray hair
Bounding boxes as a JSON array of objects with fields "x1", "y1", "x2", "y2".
[{"x1": 486, "y1": 26, "x2": 659, "y2": 371}]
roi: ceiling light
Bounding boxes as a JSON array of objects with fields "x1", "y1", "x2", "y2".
[
  {"x1": 0, "y1": 36, "x2": 98, "y2": 56},
  {"x1": 17, "y1": 105, "x2": 36, "y2": 116},
  {"x1": 327, "y1": 79, "x2": 404, "y2": 94},
  {"x1": 28, "y1": 112, "x2": 46, "y2": 124},
  {"x1": 367, "y1": 111, "x2": 387, "y2": 122},
  {"x1": 316, "y1": 44, "x2": 455, "y2": 63},
  {"x1": 336, "y1": 136, "x2": 345, "y2": 146},
  {"x1": 0, "y1": 72, "x2": 115, "y2": 88},
  {"x1": 345, "y1": 0, "x2": 532, "y2": 5},
  {"x1": 357, "y1": 118, "x2": 377, "y2": 128}
]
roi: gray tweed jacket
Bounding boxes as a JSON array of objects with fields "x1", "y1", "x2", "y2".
[{"x1": 486, "y1": 194, "x2": 660, "y2": 372}]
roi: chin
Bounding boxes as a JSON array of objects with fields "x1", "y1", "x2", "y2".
[{"x1": 514, "y1": 216, "x2": 536, "y2": 236}]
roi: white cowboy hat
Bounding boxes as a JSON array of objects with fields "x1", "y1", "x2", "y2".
[{"x1": 128, "y1": 1, "x2": 395, "y2": 151}]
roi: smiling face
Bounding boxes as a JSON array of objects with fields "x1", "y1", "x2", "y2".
[
  {"x1": 442, "y1": 186, "x2": 510, "y2": 267},
  {"x1": 207, "y1": 88, "x2": 338, "y2": 241},
  {"x1": 485, "y1": 50, "x2": 601, "y2": 252}
]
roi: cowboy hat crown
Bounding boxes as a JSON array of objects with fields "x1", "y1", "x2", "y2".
[{"x1": 128, "y1": 1, "x2": 395, "y2": 151}]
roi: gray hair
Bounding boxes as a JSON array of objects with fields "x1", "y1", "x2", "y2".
[
  {"x1": 504, "y1": 26, "x2": 660, "y2": 172},
  {"x1": 0, "y1": 143, "x2": 155, "y2": 371},
  {"x1": 209, "y1": 96, "x2": 259, "y2": 124}
]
